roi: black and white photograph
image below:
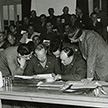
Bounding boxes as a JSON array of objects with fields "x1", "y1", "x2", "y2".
[{"x1": 0, "y1": 0, "x2": 108, "y2": 108}]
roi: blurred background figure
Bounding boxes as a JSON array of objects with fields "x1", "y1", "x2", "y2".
[
  {"x1": 9, "y1": 24, "x2": 22, "y2": 46},
  {"x1": 29, "y1": 10, "x2": 41, "y2": 32},
  {"x1": 0, "y1": 31, "x2": 10, "y2": 50},
  {"x1": 90, "y1": 12, "x2": 103, "y2": 37},
  {"x1": 60, "y1": 6, "x2": 71, "y2": 24},
  {"x1": 47, "y1": 7, "x2": 57, "y2": 27},
  {"x1": 7, "y1": 33, "x2": 16, "y2": 46},
  {"x1": 76, "y1": 7, "x2": 92, "y2": 30}
]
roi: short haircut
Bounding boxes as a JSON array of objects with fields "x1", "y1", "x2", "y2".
[
  {"x1": 50, "y1": 39, "x2": 62, "y2": 53},
  {"x1": 35, "y1": 43, "x2": 47, "y2": 51},
  {"x1": 17, "y1": 43, "x2": 32, "y2": 55},
  {"x1": 48, "y1": 8, "x2": 54, "y2": 12},
  {"x1": 62, "y1": 47, "x2": 73, "y2": 57},
  {"x1": 40, "y1": 14, "x2": 46, "y2": 18},
  {"x1": 32, "y1": 35, "x2": 40, "y2": 40}
]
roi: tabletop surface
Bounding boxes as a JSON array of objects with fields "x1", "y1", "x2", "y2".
[{"x1": 0, "y1": 81, "x2": 108, "y2": 107}]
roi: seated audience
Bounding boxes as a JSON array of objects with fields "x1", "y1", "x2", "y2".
[
  {"x1": 68, "y1": 26, "x2": 108, "y2": 81},
  {"x1": 23, "y1": 43, "x2": 62, "y2": 75},
  {"x1": 0, "y1": 42, "x2": 33, "y2": 77},
  {"x1": 55, "y1": 47, "x2": 86, "y2": 81},
  {"x1": 20, "y1": 24, "x2": 40, "y2": 43}
]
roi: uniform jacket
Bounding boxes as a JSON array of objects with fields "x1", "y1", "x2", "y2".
[
  {"x1": 61, "y1": 54, "x2": 87, "y2": 81},
  {"x1": 0, "y1": 46, "x2": 24, "y2": 76},
  {"x1": 79, "y1": 30, "x2": 108, "y2": 81},
  {"x1": 24, "y1": 55, "x2": 62, "y2": 75}
]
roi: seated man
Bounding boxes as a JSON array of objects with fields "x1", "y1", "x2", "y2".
[
  {"x1": 20, "y1": 24, "x2": 40, "y2": 44},
  {"x1": 0, "y1": 42, "x2": 33, "y2": 77},
  {"x1": 40, "y1": 21, "x2": 59, "y2": 46},
  {"x1": 9, "y1": 24, "x2": 22, "y2": 46},
  {"x1": 23, "y1": 43, "x2": 62, "y2": 75},
  {"x1": 56, "y1": 47, "x2": 87, "y2": 81}
]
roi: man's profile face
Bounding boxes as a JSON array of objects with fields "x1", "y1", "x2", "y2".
[
  {"x1": 52, "y1": 49, "x2": 61, "y2": 58},
  {"x1": 18, "y1": 53, "x2": 32, "y2": 60},
  {"x1": 35, "y1": 49, "x2": 47, "y2": 63},
  {"x1": 60, "y1": 51, "x2": 73, "y2": 66}
]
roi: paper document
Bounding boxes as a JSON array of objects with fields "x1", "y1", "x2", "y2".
[
  {"x1": 14, "y1": 75, "x2": 33, "y2": 79},
  {"x1": 36, "y1": 74, "x2": 54, "y2": 82}
]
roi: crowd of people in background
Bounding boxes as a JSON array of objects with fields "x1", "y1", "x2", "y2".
[
  {"x1": 0, "y1": 5, "x2": 108, "y2": 108},
  {"x1": 0, "y1": 5, "x2": 107, "y2": 81}
]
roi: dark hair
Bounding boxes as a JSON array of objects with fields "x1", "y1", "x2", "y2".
[
  {"x1": 48, "y1": 8, "x2": 54, "y2": 12},
  {"x1": 35, "y1": 43, "x2": 47, "y2": 51},
  {"x1": 40, "y1": 14, "x2": 46, "y2": 18},
  {"x1": 30, "y1": 10, "x2": 36, "y2": 14},
  {"x1": 17, "y1": 43, "x2": 32, "y2": 55},
  {"x1": 32, "y1": 35, "x2": 40, "y2": 40},
  {"x1": 50, "y1": 38, "x2": 62, "y2": 53},
  {"x1": 27, "y1": 41, "x2": 35, "y2": 52},
  {"x1": 62, "y1": 47, "x2": 73, "y2": 57}
]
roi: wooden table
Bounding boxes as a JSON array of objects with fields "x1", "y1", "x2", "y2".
[{"x1": 0, "y1": 85, "x2": 108, "y2": 108}]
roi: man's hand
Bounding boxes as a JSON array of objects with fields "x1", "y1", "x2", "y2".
[
  {"x1": 53, "y1": 74, "x2": 61, "y2": 81},
  {"x1": 17, "y1": 57, "x2": 26, "y2": 69}
]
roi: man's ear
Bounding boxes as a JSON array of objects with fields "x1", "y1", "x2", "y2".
[{"x1": 18, "y1": 53, "x2": 21, "y2": 57}]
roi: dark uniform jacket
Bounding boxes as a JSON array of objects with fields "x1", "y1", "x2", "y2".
[
  {"x1": 24, "y1": 55, "x2": 62, "y2": 75},
  {"x1": 61, "y1": 55, "x2": 87, "y2": 81}
]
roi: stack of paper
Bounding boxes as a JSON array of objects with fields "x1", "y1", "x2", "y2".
[
  {"x1": 36, "y1": 74, "x2": 54, "y2": 82},
  {"x1": 13, "y1": 75, "x2": 45, "y2": 87},
  {"x1": 37, "y1": 81, "x2": 65, "y2": 90}
]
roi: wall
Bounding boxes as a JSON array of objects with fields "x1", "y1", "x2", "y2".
[{"x1": 31, "y1": 0, "x2": 76, "y2": 16}]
